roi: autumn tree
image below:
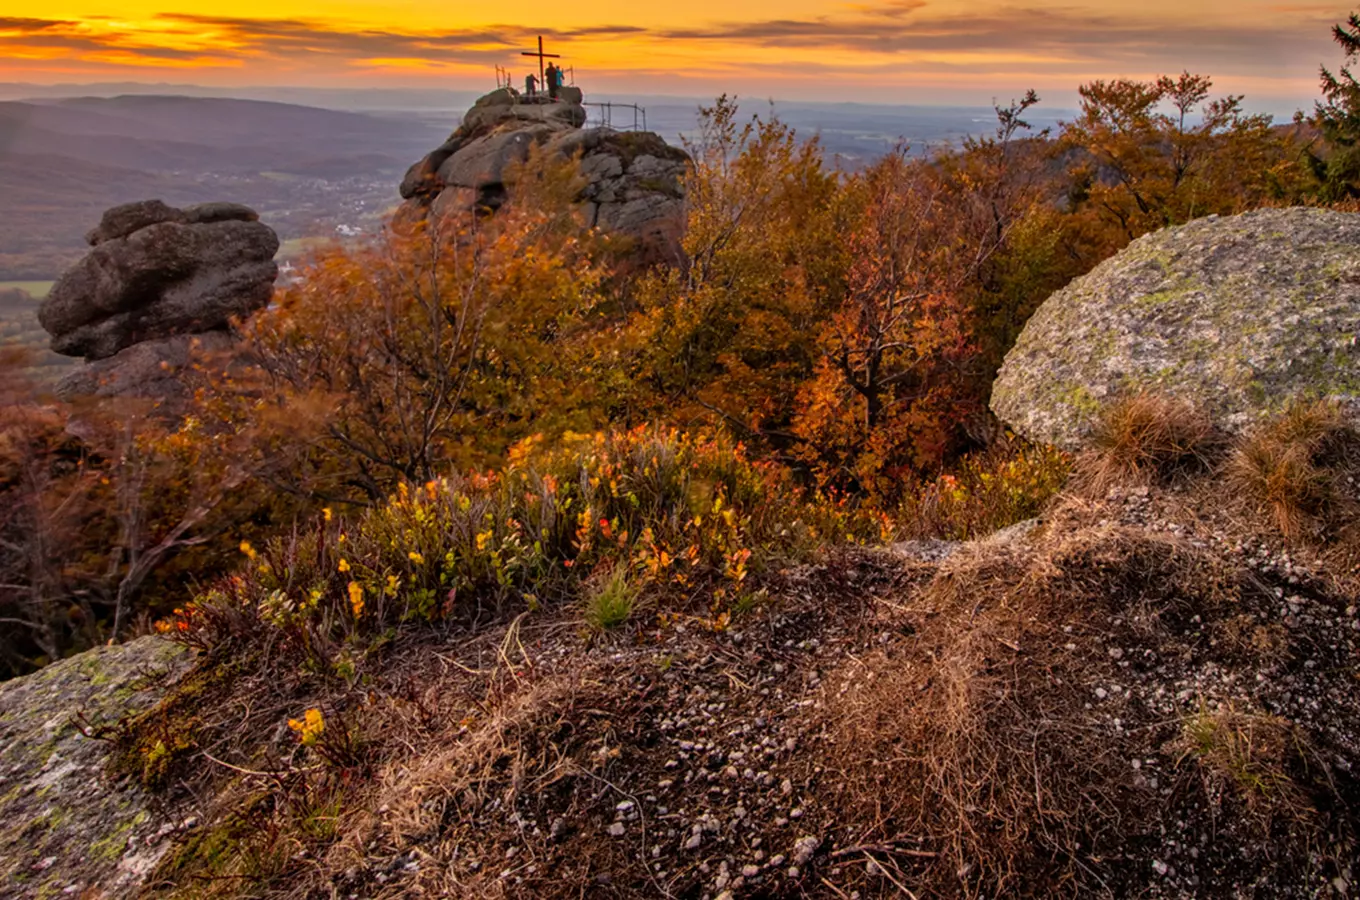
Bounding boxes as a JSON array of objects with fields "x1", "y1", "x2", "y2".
[
  {"x1": 1061, "y1": 73, "x2": 1292, "y2": 244},
  {"x1": 0, "y1": 344, "x2": 300, "y2": 676},
  {"x1": 628, "y1": 96, "x2": 847, "y2": 451},
  {"x1": 789, "y1": 149, "x2": 984, "y2": 496},
  {"x1": 935, "y1": 91, "x2": 1087, "y2": 382},
  {"x1": 242, "y1": 149, "x2": 613, "y2": 504}
]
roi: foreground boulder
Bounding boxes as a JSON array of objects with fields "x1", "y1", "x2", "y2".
[
  {"x1": 992, "y1": 207, "x2": 1360, "y2": 448},
  {"x1": 0, "y1": 637, "x2": 191, "y2": 898},
  {"x1": 38, "y1": 200, "x2": 278, "y2": 403},
  {"x1": 399, "y1": 89, "x2": 689, "y2": 266}
]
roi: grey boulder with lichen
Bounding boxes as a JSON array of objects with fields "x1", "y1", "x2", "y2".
[
  {"x1": 991, "y1": 207, "x2": 1360, "y2": 449},
  {"x1": 0, "y1": 637, "x2": 192, "y2": 899}
]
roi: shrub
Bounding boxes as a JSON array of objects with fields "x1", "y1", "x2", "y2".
[
  {"x1": 1078, "y1": 393, "x2": 1217, "y2": 491},
  {"x1": 173, "y1": 427, "x2": 839, "y2": 661},
  {"x1": 896, "y1": 438, "x2": 1071, "y2": 540}
]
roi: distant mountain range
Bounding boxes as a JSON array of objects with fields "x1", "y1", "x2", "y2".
[
  {"x1": 0, "y1": 95, "x2": 450, "y2": 174},
  {"x1": 0, "y1": 82, "x2": 483, "y2": 113},
  {"x1": 0, "y1": 95, "x2": 451, "y2": 280},
  {"x1": 0, "y1": 88, "x2": 1081, "y2": 281}
]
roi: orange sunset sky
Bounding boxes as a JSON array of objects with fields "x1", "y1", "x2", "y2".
[{"x1": 0, "y1": 1, "x2": 1352, "y2": 108}]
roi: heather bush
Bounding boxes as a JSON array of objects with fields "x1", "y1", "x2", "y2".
[
  {"x1": 896, "y1": 439, "x2": 1071, "y2": 540},
  {"x1": 172, "y1": 427, "x2": 856, "y2": 659}
]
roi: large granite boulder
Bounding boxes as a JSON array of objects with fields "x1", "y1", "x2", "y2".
[
  {"x1": 39, "y1": 200, "x2": 278, "y2": 405},
  {"x1": 0, "y1": 637, "x2": 192, "y2": 899},
  {"x1": 991, "y1": 208, "x2": 1360, "y2": 448},
  {"x1": 399, "y1": 90, "x2": 688, "y2": 267},
  {"x1": 42, "y1": 203, "x2": 278, "y2": 361}
]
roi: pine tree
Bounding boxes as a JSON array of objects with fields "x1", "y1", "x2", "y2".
[{"x1": 1309, "y1": 12, "x2": 1360, "y2": 200}]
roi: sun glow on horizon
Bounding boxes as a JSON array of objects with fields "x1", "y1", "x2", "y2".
[{"x1": 0, "y1": 0, "x2": 1346, "y2": 106}]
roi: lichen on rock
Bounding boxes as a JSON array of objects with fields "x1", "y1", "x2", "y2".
[
  {"x1": 991, "y1": 207, "x2": 1360, "y2": 448},
  {"x1": 0, "y1": 637, "x2": 192, "y2": 899}
]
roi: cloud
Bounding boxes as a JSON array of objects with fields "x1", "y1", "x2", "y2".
[
  {"x1": 0, "y1": 17, "x2": 76, "y2": 31},
  {"x1": 0, "y1": 3, "x2": 1341, "y2": 96},
  {"x1": 658, "y1": 3, "x2": 1326, "y2": 62},
  {"x1": 845, "y1": 0, "x2": 929, "y2": 18},
  {"x1": 0, "y1": 15, "x2": 648, "y2": 74}
]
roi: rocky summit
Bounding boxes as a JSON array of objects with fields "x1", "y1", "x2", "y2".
[
  {"x1": 991, "y1": 207, "x2": 1360, "y2": 448},
  {"x1": 398, "y1": 88, "x2": 689, "y2": 266},
  {"x1": 38, "y1": 200, "x2": 279, "y2": 402}
]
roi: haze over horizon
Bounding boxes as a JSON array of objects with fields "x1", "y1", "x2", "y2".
[{"x1": 0, "y1": 1, "x2": 1351, "y2": 112}]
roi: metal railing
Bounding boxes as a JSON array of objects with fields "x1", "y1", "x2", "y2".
[{"x1": 583, "y1": 101, "x2": 648, "y2": 132}]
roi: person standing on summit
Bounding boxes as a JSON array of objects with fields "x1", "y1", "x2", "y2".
[{"x1": 545, "y1": 62, "x2": 560, "y2": 100}]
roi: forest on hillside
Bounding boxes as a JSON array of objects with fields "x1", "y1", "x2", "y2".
[{"x1": 7, "y1": 14, "x2": 1360, "y2": 678}]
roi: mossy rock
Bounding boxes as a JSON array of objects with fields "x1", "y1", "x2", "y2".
[
  {"x1": 0, "y1": 637, "x2": 192, "y2": 898},
  {"x1": 991, "y1": 207, "x2": 1360, "y2": 448}
]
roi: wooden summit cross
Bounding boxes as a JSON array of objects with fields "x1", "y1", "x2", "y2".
[{"x1": 521, "y1": 35, "x2": 561, "y2": 92}]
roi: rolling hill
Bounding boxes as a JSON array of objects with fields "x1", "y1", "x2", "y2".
[{"x1": 0, "y1": 95, "x2": 451, "y2": 280}]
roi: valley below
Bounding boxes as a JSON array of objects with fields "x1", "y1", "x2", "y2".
[{"x1": 0, "y1": 95, "x2": 452, "y2": 281}]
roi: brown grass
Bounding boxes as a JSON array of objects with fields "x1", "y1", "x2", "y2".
[
  {"x1": 1077, "y1": 393, "x2": 1217, "y2": 493},
  {"x1": 818, "y1": 513, "x2": 1341, "y2": 897},
  {"x1": 142, "y1": 611, "x2": 649, "y2": 900},
  {"x1": 1225, "y1": 400, "x2": 1360, "y2": 542}
]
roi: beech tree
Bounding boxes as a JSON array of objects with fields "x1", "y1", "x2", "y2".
[
  {"x1": 0, "y1": 346, "x2": 298, "y2": 675},
  {"x1": 630, "y1": 96, "x2": 846, "y2": 450},
  {"x1": 244, "y1": 149, "x2": 611, "y2": 503},
  {"x1": 790, "y1": 150, "x2": 981, "y2": 496}
]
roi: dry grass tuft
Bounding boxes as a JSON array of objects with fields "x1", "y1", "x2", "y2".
[
  {"x1": 1225, "y1": 400, "x2": 1360, "y2": 542},
  {"x1": 819, "y1": 519, "x2": 1342, "y2": 897},
  {"x1": 1176, "y1": 702, "x2": 1311, "y2": 820},
  {"x1": 1077, "y1": 393, "x2": 1217, "y2": 492}
]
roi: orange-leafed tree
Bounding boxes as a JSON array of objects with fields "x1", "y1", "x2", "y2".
[
  {"x1": 628, "y1": 96, "x2": 847, "y2": 450},
  {"x1": 936, "y1": 90, "x2": 1085, "y2": 379},
  {"x1": 1060, "y1": 73, "x2": 1299, "y2": 246},
  {"x1": 0, "y1": 344, "x2": 300, "y2": 676},
  {"x1": 790, "y1": 150, "x2": 975, "y2": 497},
  {"x1": 243, "y1": 149, "x2": 613, "y2": 504}
]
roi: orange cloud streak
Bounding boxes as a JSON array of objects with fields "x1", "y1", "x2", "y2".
[{"x1": 0, "y1": 1, "x2": 1343, "y2": 105}]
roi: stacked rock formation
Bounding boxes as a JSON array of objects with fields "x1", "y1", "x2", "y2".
[
  {"x1": 39, "y1": 199, "x2": 279, "y2": 402},
  {"x1": 991, "y1": 207, "x2": 1360, "y2": 448},
  {"x1": 398, "y1": 88, "x2": 689, "y2": 266}
]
